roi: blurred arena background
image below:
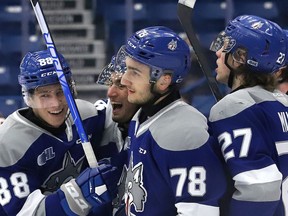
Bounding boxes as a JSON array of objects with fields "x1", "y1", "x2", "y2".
[{"x1": 0, "y1": 0, "x2": 287, "y2": 118}]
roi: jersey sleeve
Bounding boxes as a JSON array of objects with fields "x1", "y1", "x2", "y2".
[
  {"x1": 209, "y1": 99, "x2": 282, "y2": 216},
  {"x1": 0, "y1": 166, "x2": 68, "y2": 215}
]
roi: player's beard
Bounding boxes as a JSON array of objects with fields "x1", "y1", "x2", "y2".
[{"x1": 128, "y1": 89, "x2": 154, "y2": 106}]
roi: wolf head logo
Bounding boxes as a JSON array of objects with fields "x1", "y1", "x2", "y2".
[
  {"x1": 41, "y1": 152, "x2": 83, "y2": 194},
  {"x1": 116, "y1": 153, "x2": 147, "y2": 215}
]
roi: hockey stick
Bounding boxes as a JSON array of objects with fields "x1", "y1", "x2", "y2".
[
  {"x1": 177, "y1": 0, "x2": 223, "y2": 101},
  {"x1": 30, "y1": 0, "x2": 98, "y2": 168}
]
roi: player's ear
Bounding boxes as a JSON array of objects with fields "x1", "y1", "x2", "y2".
[
  {"x1": 24, "y1": 96, "x2": 32, "y2": 107},
  {"x1": 157, "y1": 74, "x2": 172, "y2": 91},
  {"x1": 22, "y1": 89, "x2": 33, "y2": 107}
]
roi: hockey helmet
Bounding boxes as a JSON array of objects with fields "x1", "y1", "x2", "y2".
[
  {"x1": 18, "y1": 49, "x2": 72, "y2": 91},
  {"x1": 210, "y1": 15, "x2": 287, "y2": 74},
  {"x1": 117, "y1": 26, "x2": 191, "y2": 84}
]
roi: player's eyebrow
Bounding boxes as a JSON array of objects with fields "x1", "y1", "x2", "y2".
[
  {"x1": 112, "y1": 78, "x2": 121, "y2": 85},
  {"x1": 35, "y1": 86, "x2": 62, "y2": 94},
  {"x1": 127, "y1": 66, "x2": 142, "y2": 73}
]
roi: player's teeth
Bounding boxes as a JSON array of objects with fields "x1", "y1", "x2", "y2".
[{"x1": 50, "y1": 110, "x2": 62, "y2": 114}]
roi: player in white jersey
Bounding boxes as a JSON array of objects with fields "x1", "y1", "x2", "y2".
[
  {"x1": 209, "y1": 15, "x2": 288, "y2": 215},
  {"x1": 0, "y1": 49, "x2": 119, "y2": 215},
  {"x1": 113, "y1": 26, "x2": 227, "y2": 216}
]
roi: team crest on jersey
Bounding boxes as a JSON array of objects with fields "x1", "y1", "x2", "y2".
[
  {"x1": 37, "y1": 147, "x2": 55, "y2": 166},
  {"x1": 168, "y1": 39, "x2": 177, "y2": 51},
  {"x1": 116, "y1": 153, "x2": 147, "y2": 215},
  {"x1": 41, "y1": 152, "x2": 84, "y2": 194}
]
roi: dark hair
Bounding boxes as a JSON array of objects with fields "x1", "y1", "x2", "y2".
[
  {"x1": 234, "y1": 65, "x2": 277, "y2": 91},
  {"x1": 277, "y1": 66, "x2": 288, "y2": 83}
]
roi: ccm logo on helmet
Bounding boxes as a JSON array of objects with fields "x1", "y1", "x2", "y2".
[
  {"x1": 40, "y1": 71, "x2": 57, "y2": 77},
  {"x1": 128, "y1": 40, "x2": 136, "y2": 49}
]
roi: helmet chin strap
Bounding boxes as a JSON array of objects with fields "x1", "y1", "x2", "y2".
[{"x1": 225, "y1": 53, "x2": 235, "y2": 89}]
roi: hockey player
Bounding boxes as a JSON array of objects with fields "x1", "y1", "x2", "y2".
[
  {"x1": 275, "y1": 30, "x2": 288, "y2": 94},
  {"x1": 94, "y1": 55, "x2": 140, "y2": 215},
  {"x1": 95, "y1": 55, "x2": 139, "y2": 160},
  {"x1": 115, "y1": 26, "x2": 227, "y2": 216},
  {"x1": 209, "y1": 15, "x2": 288, "y2": 215},
  {"x1": 0, "y1": 49, "x2": 118, "y2": 215}
]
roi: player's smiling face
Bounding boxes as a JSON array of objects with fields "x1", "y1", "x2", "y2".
[
  {"x1": 107, "y1": 72, "x2": 138, "y2": 124},
  {"x1": 121, "y1": 57, "x2": 154, "y2": 105},
  {"x1": 30, "y1": 83, "x2": 69, "y2": 128}
]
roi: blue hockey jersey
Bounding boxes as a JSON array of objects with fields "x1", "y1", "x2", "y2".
[
  {"x1": 0, "y1": 99, "x2": 106, "y2": 215},
  {"x1": 118, "y1": 99, "x2": 227, "y2": 216},
  {"x1": 209, "y1": 86, "x2": 288, "y2": 216}
]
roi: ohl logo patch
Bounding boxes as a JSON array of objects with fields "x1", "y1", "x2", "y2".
[{"x1": 117, "y1": 153, "x2": 147, "y2": 215}]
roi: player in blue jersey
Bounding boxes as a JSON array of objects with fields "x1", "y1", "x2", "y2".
[
  {"x1": 275, "y1": 30, "x2": 288, "y2": 94},
  {"x1": 209, "y1": 15, "x2": 288, "y2": 215},
  {"x1": 95, "y1": 55, "x2": 139, "y2": 161},
  {"x1": 94, "y1": 55, "x2": 140, "y2": 215},
  {"x1": 0, "y1": 49, "x2": 119, "y2": 215},
  {"x1": 113, "y1": 26, "x2": 227, "y2": 216}
]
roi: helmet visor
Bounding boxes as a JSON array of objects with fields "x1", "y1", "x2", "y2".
[
  {"x1": 210, "y1": 31, "x2": 226, "y2": 52},
  {"x1": 210, "y1": 31, "x2": 236, "y2": 53},
  {"x1": 97, "y1": 62, "x2": 115, "y2": 86},
  {"x1": 22, "y1": 81, "x2": 77, "y2": 109},
  {"x1": 97, "y1": 52, "x2": 127, "y2": 86},
  {"x1": 115, "y1": 46, "x2": 129, "y2": 74}
]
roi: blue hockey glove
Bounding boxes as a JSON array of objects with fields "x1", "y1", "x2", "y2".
[
  {"x1": 58, "y1": 163, "x2": 118, "y2": 216},
  {"x1": 98, "y1": 157, "x2": 111, "y2": 166}
]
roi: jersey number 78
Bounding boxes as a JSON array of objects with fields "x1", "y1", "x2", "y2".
[{"x1": 170, "y1": 167, "x2": 206, "y2": 197}]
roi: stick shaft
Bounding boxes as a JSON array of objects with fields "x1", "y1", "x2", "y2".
[
  {"x1": 30, "y1": 0, "x2": 98, "y2": 168},
  {"x1": 177, "y1": 1, "x2": 223, "y2": 101}
]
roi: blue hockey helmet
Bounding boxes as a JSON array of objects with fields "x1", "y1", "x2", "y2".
[
  {"x1": 18, "y1": 49, "x2": 72, "y2": 91},
  {"x1": 210, "y1": 15, "x2": 287, "y2": 74},
  {"x1": 117, "y1": 26, "x2": 191, "y2": 84}
]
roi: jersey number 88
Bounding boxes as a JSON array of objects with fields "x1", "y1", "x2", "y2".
[{"x1": 0, "y1": 172, "x2": 30, "y2": 206}]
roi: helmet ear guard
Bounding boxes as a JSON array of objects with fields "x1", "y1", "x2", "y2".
[{"x1": 231, "y1": 47, "x2": 247, "y2": 65}]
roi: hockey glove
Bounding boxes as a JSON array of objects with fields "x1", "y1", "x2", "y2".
[{"x1": 58, "y1": 163, "x2": 118, "y2": 216}]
